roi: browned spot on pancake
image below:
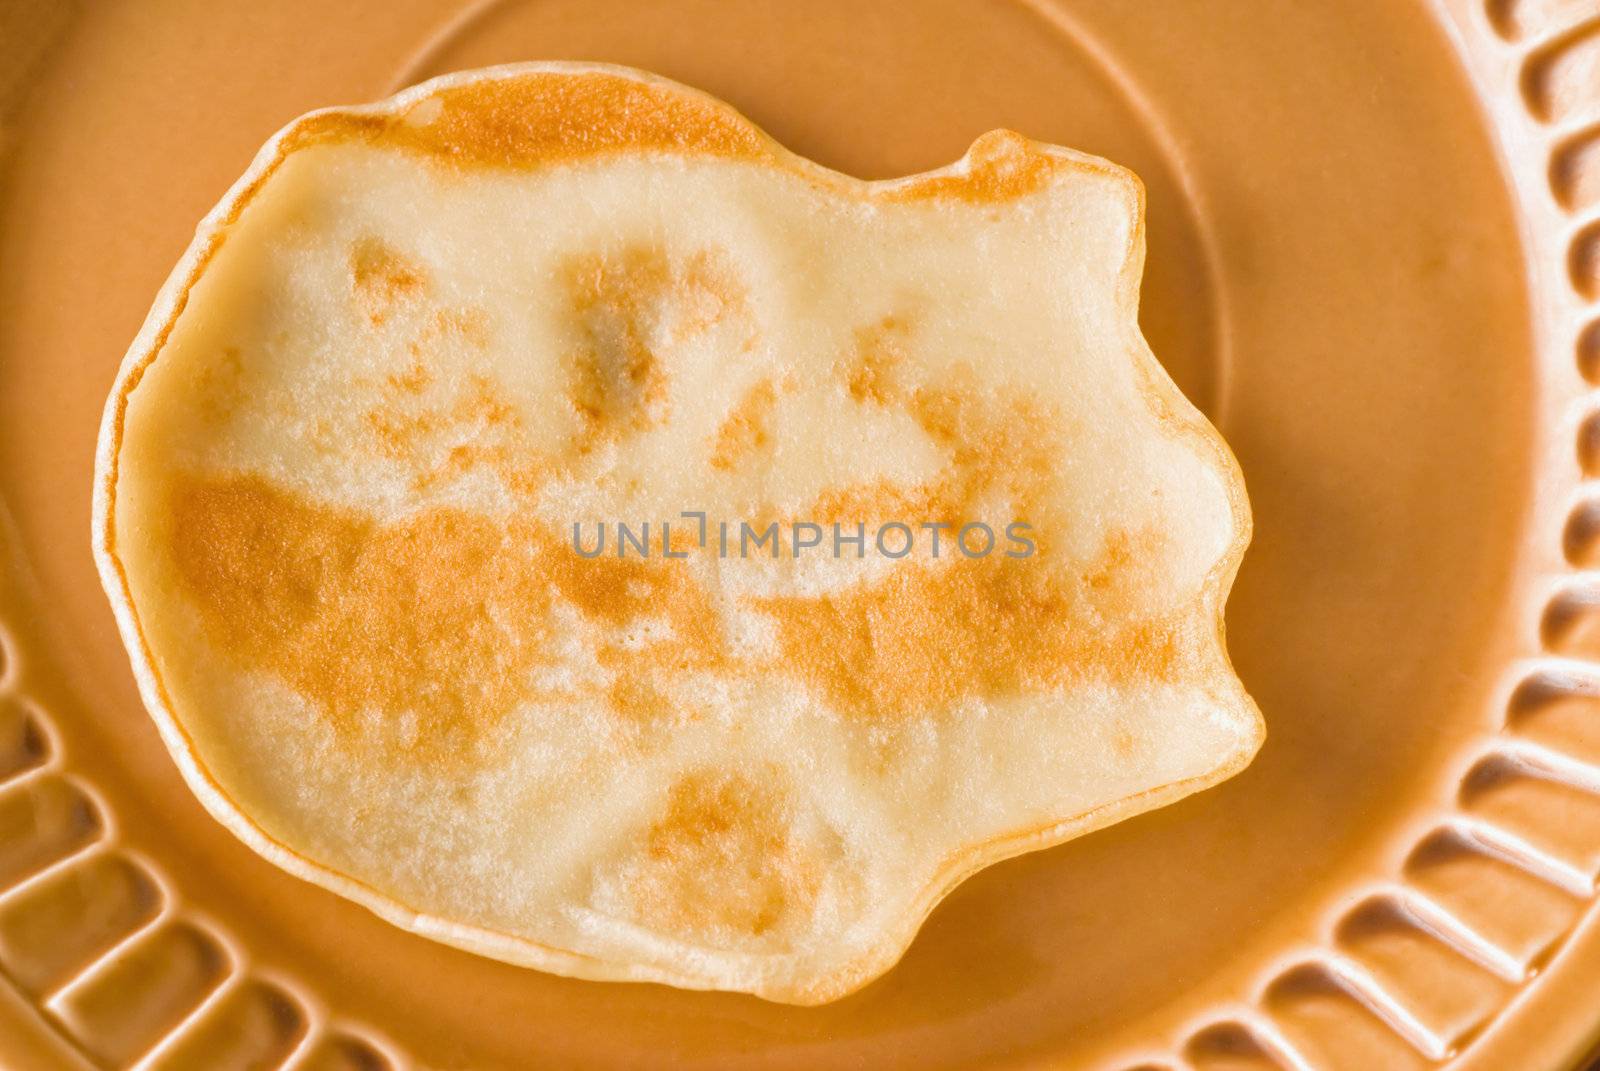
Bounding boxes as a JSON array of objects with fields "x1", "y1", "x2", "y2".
[
  {"x1": 710, "y1": 379, "x2": 776, "y2": 470},
  {"x1": 386, "y1": 359, "x2": 433, "y2": 395},
  {"x1": 169, "y1": 473, "x2": 555, "y2": 761},
  {"x1": 563, "y1": 245, "x2": 747, "y2": 444},
  {"x1": 291, "y1": 72, "x2": 768, "y2": 170},
  {"x1": 881, "y1": 130, "x2": 1064, "y2": 204},
  {"x1": 437, "y1": 307, "x2": 493, "y2": 349},
  {"x1": 1085, "y1": 527, "x2": 1163, "y2": 593},
  {"x1": 806, "y1": 477, "x2": 950, "y2": 531},
  {"x1": 752, "y1": 370, "x2": 1177, "y2": 717},
  {"x1": 804, "y1": 372, "x2": 1061, "y2": 543},
  {"x1": 350, "y1": 237, "x2": 426, "y2": 324},
  {"x1": 351, "y1": 298, "x2": 511, "y2": 486},
  {"x1": 282, "y1": 75, "x2": 1086, "y2": 208},
  {"x1": 604, "y1": 669, "x2": 682, "y2": 727},
  {"x1": 755, "y1": 557, "x2": 1189, "y2": 719},
  {"x1": 564, "y1": 247, "x2": 670, "y2": 434},
  {"x1": 362, "y1": 376, "x2": 526, "y2": 485},
  {"x1": 845, "y1": 316, "x2": 910, "y2": 405},
  {"x1": 678, "y1": 248, "x2": 748, "y2": 335},
  {"x1": 541, "y1": 534, "x2": 715, "y2": 647},
  {"x1": 907, "y1": 377, "x2": 999, "y2": 459},
  {"x1": 364, "y1": 404, "x2": 441, "y2": 461},
  {"x1": 633, "y1": 770, "x2": 819, "y2": 941},
  {"x1": 546, "y1": 542, "x2": 728, "y2": 729},
  {"x1": 169, "y1": 472, "x2": 731, "y2": 754},
  {"x1": 457, "y1": 371, "x2": 518, "y2": 427},
  {"x1": 361, "y1": 328, "x2": 545, "y2": 494}
]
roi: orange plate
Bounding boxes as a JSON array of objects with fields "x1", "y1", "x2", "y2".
[{"x1": 0, "y1": 1, "x2": 1597, "y2": 1068}]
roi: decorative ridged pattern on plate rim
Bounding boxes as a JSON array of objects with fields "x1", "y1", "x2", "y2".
[
  {"x1": 2, "y1": 1, "x2": 1597, "y2": 1068},
  {"x1": 1113, "y1": 2, "x2": 1600, "y2": 1069},
  {"x1": 0, "y1": 652, "x2": 398, "y2": 1069}
]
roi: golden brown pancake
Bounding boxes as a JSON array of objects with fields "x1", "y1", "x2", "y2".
[{"x1": 93, "y1": 62, "x2": 1262, "y2": 1003}]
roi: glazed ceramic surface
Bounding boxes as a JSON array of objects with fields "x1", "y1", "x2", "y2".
[{"x1": 1, "y1": 0, "x2": 1598, "y2": 1068}]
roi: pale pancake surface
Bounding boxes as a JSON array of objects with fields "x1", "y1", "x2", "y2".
[{"x1": 94, "y1": 62, "x2": 1262, "y2": 1003}]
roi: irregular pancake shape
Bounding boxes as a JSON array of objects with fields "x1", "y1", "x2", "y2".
[{"x1": 93, "y1": 62, "x2": 1262, "y2": 1004}]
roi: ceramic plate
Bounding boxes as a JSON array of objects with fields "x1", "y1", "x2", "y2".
[{"x1": 1, "y1": 1, "x2": 1598, "y2": 1068}]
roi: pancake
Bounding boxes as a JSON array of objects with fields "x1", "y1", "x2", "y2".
[{"x1": 92, "y1": 62, "x2": 1262, "y2": 1004}]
